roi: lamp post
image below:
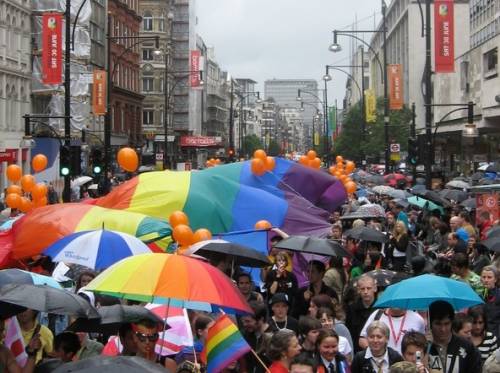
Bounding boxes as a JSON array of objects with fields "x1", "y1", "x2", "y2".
[
  {"x1": 329, "y1": 0, "x2": 389, "y2": 171},
  {"x1": 162, "y1": 10, "x2": 175, "y2": 169},
  {"x1": 104, "y1": 16, "x2": 159, "y2": 193}
]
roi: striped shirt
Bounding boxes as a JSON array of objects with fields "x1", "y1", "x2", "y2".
[{"x1": 478, "y1": 331, "x2": 498, "y2": 362}]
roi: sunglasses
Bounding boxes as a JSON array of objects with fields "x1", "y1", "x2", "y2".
[{"x1": 135, "y1": 331, "x2": 159, "y2": 343}]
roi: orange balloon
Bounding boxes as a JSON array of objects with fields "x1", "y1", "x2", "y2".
[
  {"x1": 169, "y1": 211, "x2": 189, "y2": 228},
  {"x1": 255, "y1": 220, "x2": 272, "y2": 230},
  {"x1": 172, "y1": 224, "x2": 194, "y2": 246},
  {"x1": 117, "y1": 147, "x2": 139, "y2": 172},
  {"x1": 329, "y1": 166, "x2": 336, "y2": 175},
  {"x1": 307, "y1": 150, "x2": 317, "y2": 160},
  {"x1": 6, "y1": 185, "x2": 22, "y2": 196},
  {"x1": 6, "y1": 165, "x2": 22, "y2": 182},
  {"x1": 33, "y1": 196, "x2": 48, "y2": 208},
  {"x1": 344, "y1": 177, "x2": 353, "y2": 184},
  {"x1": 345, "y1": 161, "x2": 355, "y2": 173},
  {"x1": 5, "y1": 193, "x2": 21, "y2": 209},
  {"x1": 20, "y1": 175, "x2": 36, "y2": 193},
  {"x1": 253, "y1": 149, "x2": 267, "y2": 161},
  {"x1": 310, "y1": 157, "x2": 321, "y2": 169},
  {"x1": 264, "y1": 156, "x2": 276, "y2": 171},
  {"x1": 251, "y1": 158, "x2": 266, "y2": 176},
  {"x1": 31, "y1": 183, "x2": 48, "y2": 200},
  {"x1": 299, "y1": 155, "x2": 309, "y2": 166},
  {"x1": 334, "y1": 171, "x2": 342, "y2": 178},
  {"x1": 193, "y1": 228, "x2": 212, "y2": 243},
  {"x1": 339, "y1": 174, "x2": 348, "y2": 183},
  {"x1": 345, "y1": 181, "x2": 357, "y2": 194},
  {"x1": 19, "y1": 197, "x2": 33, "y2": 213},
  {"x1": 336, "y1": 155, "x2": 344, "y2": 163},
  {"x1": 215, "y1": 159, "x2": 221, "y2": 164},
  {"x1": 32, "y1": 154, "x2": 48, "y2": 173}
]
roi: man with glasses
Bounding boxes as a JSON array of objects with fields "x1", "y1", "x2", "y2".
[{"x1": 131, "y1": 319, "x2": 160, "y2": 362}]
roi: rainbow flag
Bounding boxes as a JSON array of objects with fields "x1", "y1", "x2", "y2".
[{"x1": 202, "y1": 315, "x2": 251, "y2": 373}]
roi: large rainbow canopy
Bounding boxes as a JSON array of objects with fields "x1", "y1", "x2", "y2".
[{"x1": 6, "y1": 158, "x2": 347, "y2": 261}]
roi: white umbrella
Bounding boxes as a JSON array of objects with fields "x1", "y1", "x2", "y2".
[
  {"x1": 445, "y1": 180, "x2": 471, "y2": 189},
  {"x1": 87, "y1": 184, "x2": 99, "y2": 190},
  {"x1": 71, "y1": 176, "x2": 93, "y2": 188}
]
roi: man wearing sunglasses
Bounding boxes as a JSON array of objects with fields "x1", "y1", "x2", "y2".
[{"x1": 131, "y1": 320, "x2": 160, "y2": 362}]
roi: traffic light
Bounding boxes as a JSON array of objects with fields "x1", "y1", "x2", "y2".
[
  {"x1": 228, "y1": 148, "x2": 235, "y2": 160},
  {"x1": 407, "y1": 137, "x2": 419, "y2": 166},
  {"x1": 59, "y1": 146, "x2": 71, "y2": 177},
  {"x1": 90, "y1": 148, "x2": 103, "y2": 176}
]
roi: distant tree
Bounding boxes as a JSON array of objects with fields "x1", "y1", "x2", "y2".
[
  {"x1": 242, "y1": 134, "x2": 263, "y2": 158},
  {"x1": 267, "y1": 140, "x2": 281, "y2": 156}
]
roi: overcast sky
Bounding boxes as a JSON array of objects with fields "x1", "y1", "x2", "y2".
[{"x1": 195, "y1": 0, "x2": 383, "y2": 107}]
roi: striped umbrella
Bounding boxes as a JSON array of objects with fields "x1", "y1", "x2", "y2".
[
  {"x1": 43, "y1": 229, "x2": 152, "y2": 270},
  {"x1": 85, "y1": 253, "x2": 252, "y2": 314},
  {"x1": 0, "y1": 269, "x2": 62, "y2": 289}
]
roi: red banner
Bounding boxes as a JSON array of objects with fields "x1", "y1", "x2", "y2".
[
  {"x1": 92, "y1": 70, "x2": 107, "y2": 115},
  {"x1": 388, "y1": 64, "x2": 403, "y2": 110},
  {"x1": 476, "y1": 193, "x2": 499, "y2": 225},
  {"x1": 180, "y1": 136, "x2": 221, "y2": 147},
  {"x1": 42, "y1": 13, "x2": 63, "y2": 84},
  {"x1": 190, "y1": 50, "x2": 201, "y2": 88},
  {"x1": 0, "y1": 149, "x2": 17, "y2": 163},
  {"x1": 434, "y1": 0, "x2": 455, "y2": 73}
]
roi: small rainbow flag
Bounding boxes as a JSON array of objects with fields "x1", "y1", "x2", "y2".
[{"x1": 201, "y1": 315, "x2": 251, "y2": 373}]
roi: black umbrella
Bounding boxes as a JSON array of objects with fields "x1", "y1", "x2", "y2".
[
  {"x1": 344, "y1": 226, "x2": 389, "y2": 243},
  {"x1": 183, "y1": 239, "x2": 271, "y2": 267},
  {"x1": 482, "y1": 237, "x2": 500, "y2": 252},
  {"x1": 367, "y1": 174, "x2": 385, "y2": 185},
  {"x1": 439, "y1": 189, "x2": 468, "y2": 203},
  {"x1": 0, "y1": 284, "x2": 99, "y2": 319},
  {"x1": 459, "y1": 197, "x2": 476, "y2": 210},
  {"x1": 273, "y1": 236, "x2": 351, "y2": 257},
  {"x1": 470, "y1": 172, "x2": 484, "y2": 181},
  {"x1": 486, "y1": 163, "x2": 500, "y2": 172},
  {"x1": 351, "y1": 269, "x2": 397, "y2": 288},
  {"x1": 67, "y1": 305, "x2": 165, "y2": 334},
  {"x1": 486, "y1": 226, "x2": 500, "y2": 239},
  {"x1": 423, "y1": 190, "x2": 451, "y2": 207},
  {"x1": 53, "y1": 356, "x2": 170, "y2": 373}
]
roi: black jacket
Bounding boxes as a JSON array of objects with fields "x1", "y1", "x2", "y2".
[
  {"x1": 292, "y1": 283, "x2": 338, "y2": 318},
  {"x1": 428, "y1": 334, "x2": 481, "y2": 373},
  {"x1": 315, "y1": 353, "x2": 349, "y2": 373},
  {"x1": 351, "y1": 347, "x2": 403, "y2": 373},
  {"x1": 345, "y1": 298, "x2": 375, "y2": 353}
]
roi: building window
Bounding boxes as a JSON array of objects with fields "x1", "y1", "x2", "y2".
[
  {"x1": 142, "y1": 77, "x2": 154, "y2": 91},
  {"x1": 159, "y1": 78, "x2": 164, "y2": 92},
  {"x1": 142, "y1": 49, "x2": 153, "y2": 61},
  {"x1": 460, "y1": 61, "x2": 469, "y2": 92},
  {"x1": 159, "y1": 19, "x2": 165, "y2": 31},
  {"x1": 143, "y1": 110, "x2": 154, "y2": 125},
  {"x1": 483, "y1": 48, "x2": 497, "y2": 79},
  {"x1": 143, "y1": 12, "x2": 153, "y2": 31}
]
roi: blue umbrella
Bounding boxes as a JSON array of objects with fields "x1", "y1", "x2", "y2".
[
  {"x1": 374, "y1": 274, "x2": 484, "y2": 310},
  {"x1": 43, "y1": 229, "x2": 152, "y2": 270},
  {"x1": 0, "y1": 269, "x2": 62, "y2": 289}
]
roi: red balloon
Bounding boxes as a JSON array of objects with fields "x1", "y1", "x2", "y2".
[
  {"x1": 117, "y1": 147, "x2": 139, "y2": 172},
  {"x1": 5, "y1": 193, "x2": 21, "y2": 209},
  {"x1": 6, "y1": 165, "x2": 22, "y2": 182},
  {"x1": 255, "y1": 220, "x2": 272, "y2": 230},
  {"x1": 169, "y1": 211, "x2": 189, "y2": 228},
  {"x1": 251, "y1": 158, "x2": 266, "y2": 176},
  {"x1": 32, "y1": 154, "x2": 48, "y2": 172}
]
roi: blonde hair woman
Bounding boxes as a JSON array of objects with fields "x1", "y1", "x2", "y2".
[{"x1": 389, "y1": 221, "x2": 409, "y2": 272}]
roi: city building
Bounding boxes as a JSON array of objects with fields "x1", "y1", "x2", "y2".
[
  {"x1": 108, "y1": 0, "x2": 144, "y2": 151},
  {"x1": 432, "y1": 0, "x2": 500, "y2": 174},
  {"x1": 235, "y1": 78, "x2": 260, "y2": 157},
  {"x1": 343, "y1": 46, "x2": 370, "y2": 109},
  {"x1": 0, "y1": 0, "x2": 31, "y2": 191},
  {"x1": 139, "y1": 0, "x2": 174, "y2": 167}
]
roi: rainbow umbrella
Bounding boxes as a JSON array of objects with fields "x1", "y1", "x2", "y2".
[{"x1": 85, "y1": 253, "x2": 251, "y2": 314}]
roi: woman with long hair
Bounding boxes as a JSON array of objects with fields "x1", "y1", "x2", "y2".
[
  {"x1": 389, "y1": 221, "x2": 409, "y2": 272},
  {"x1": 468, "y1": 306, "x2": 498, "y2": 363}
]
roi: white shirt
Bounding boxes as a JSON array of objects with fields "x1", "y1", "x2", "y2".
[
  {"x1": 360, "y1": 309, "x2": 425, "y2": 353},
  {"x1": 320, "y1": 356, "x2": 336, "y2": 373},
  {"x1": 338, "y1": 335, "x2": 352, "y2": 359},
  {"x1": 365, "y1": 347, "x2": 390, "y2": 373}
]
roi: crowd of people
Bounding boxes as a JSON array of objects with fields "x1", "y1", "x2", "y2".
[{"x1": 1, "y1": 175, "x2": 500, "y2": 373}]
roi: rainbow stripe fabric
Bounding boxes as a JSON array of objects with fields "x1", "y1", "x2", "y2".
[
  {"x1": 202, "y1": 315, "x2": 251, "y2": 373},
  {"x1": 7, "y1": 158, "x2": 347, "y2": 261}
]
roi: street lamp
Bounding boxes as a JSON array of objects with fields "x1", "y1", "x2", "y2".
[
  {"x1": 330, "y1": 0, "x2": 389, "y2": 171},
  {"x1": 297, "y1": 88, "x2": 327, "y2": 159}
]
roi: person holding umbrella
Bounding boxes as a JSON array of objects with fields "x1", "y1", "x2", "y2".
[
  {"x1": 480, "y1": 266, "x2": 500, "y2": 338},
  {"x1": 427, "y1": 300, "x2": 481, "y2": 372}
]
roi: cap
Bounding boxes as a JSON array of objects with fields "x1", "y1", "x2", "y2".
[
  {"x1": 269, "y1": 293, "x2": 289, "y2": 306},
  {"x1": 456, "y1": 228, "x2": 469, "y2": 242}
]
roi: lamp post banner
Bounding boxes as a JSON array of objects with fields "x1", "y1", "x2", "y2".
[
  {"x1": 190, "y1": 50, "x2": 201, "y2": 88},
  {"x1": 388, "y1": 64, "x2": 403, "y2": 110},
  {"x1": 92, "y1": 70, "x2": 107, "y2": 115},
  {"x1": 364, "y1": 89, "x2": 377, "y2": 123},
  {"x1": 42, "y1": 13, "x2": 63, "y2": 85},
  {"x1": 434, "y1": 0, "x2": 455, "y2": 73}
]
